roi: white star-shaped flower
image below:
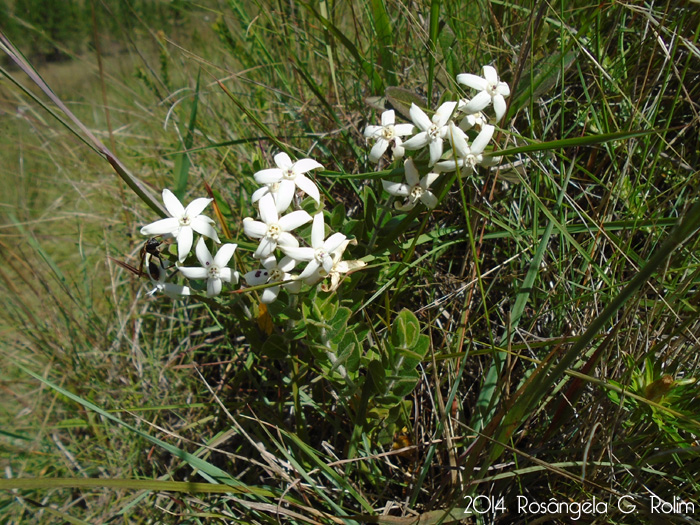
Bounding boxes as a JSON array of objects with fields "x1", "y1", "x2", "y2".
[
  {"x1": 382, "y1": 158, "x2": 439, "y2": 211},
  {"x1": 253, "y1": 152, "x2": 323, "y2": 212},
  {"x1": 140, "y1": 189, "x2": 220, "y2": 262},
  {"x1": 243, "y1": 193, "x2": 312, "y2": 259},
  {"x1": 363, "y1": 110, "x2": 415, "y2": 163},
  {"x1": 436, "y1": 122, "x2": 496, "y2": 174},
  {"x1": 302, "y1": 237, "x2": 367, "y2": 291},
  {"x1": 243, "y1": 255, "x2": 301, "y2": 304},
  {"x1": 457, "y1": 98, "x2": 489, "y2": 131},
  {"x1": 178, "y1": 238, "x2": 239, "y2": 297},
  {"x1": 402, "y1": 101, "x2": 457, "y2": 166},
  {"x1": 281, "y1": 213, "x2": 347, "y2": 280},
  {"x1": 457, "y1": 65, "x2": 510, "y2": 121}
]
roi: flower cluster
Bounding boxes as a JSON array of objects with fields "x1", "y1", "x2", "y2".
[
  {"x1": 242, "y1": 152, "x2": 366, "y2": 303},
  {"x1": 364, "y1": 65, "x2": 509, "y2": 211},
  {"x1": 138, "y1": 154, "x2": 366, "y2": 301},
  {"x1": 139, "y1": 189, "x2": 239, "y2": 298}
]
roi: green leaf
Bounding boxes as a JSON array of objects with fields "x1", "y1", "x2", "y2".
[
  {"x1": 368, "y1": 359, "x2": 386, "y2": 395},
  {"x1": 391, "y1": 309, "x2": 421, "y2": 349},
  {"x1": 261, "y1": 334, "x2": 289, "y2": 359},
  {"x1": 385, "y1": 86, "x2": 427, "y2": 122}
]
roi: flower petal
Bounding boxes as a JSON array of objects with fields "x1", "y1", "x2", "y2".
[
  {"x1": 195, "y1": 237, "x2": 214, "y2": 267},
  {"x1": 244, "y1": 268, "x2": 270, "y2": 285},
  {"x1": 254, "y1": 168, "x2": 283, "y2": 184},
  {"x1": 497, "y1": 81, "x2": 510, "y2": 97},
  {"x1": 252, "y1": 257, "x2": 273, "y2": 272},
  {"x1": 276, "y1": 232, "x2": 299, "y2": 249},
  {"x1": 162, "y1": 189, "x2": 185, "y2": 217},
  {"x1": 432, "y1": 101, "x2": 457, "y2": 127},
  {"x1": 472, "y1": 124, "x2": 495, "y2": 154},
  {"x1": 323, "y1": 232, "x2": 347, "y2": 254},
  {"x1": 393, "y1": 123, "x2": 415, "y2": 137},
  {"x1": 409, "y1": 104, "x2": 432, "y2": 131},
  {"x1": 280, "y1": 246, "x2": 314, "y2": 261},
  {"x1": 299, "y1": 259, "x2": 321, "y2": 280},
  {"x1": 191, "y1": 216, "x2": 220, "y2": 242},
  {"x1": 310, "y1": 213, "x2": 325, "y2": 248},
  {"x1": 435, "y1": 158, "x2": 464, "y2": 172},
  {"x1": 274, "y1": 152, "x2": 293, "y2": 170},
  {"x1": 261, "y1": 286, "x2": 280, "y2": 304},
  {"x1": 279, "y1": 210, "x2": 312, "y2": 232},
  {"x1": 421, "y1": 172, "x2": 440, "y2": 190},
  {"x1": 369, "y1": 138, "x2": 389, "y2": 163},
  {"x1": 428, "y1": 139, "x2": 443, "y2": 166},
  {"x1": 176, "y1": 227, "x2": 193, "y2": 262},
  {"x1": 293, "y1": 158, "x2": 324, "y2": 174},
  {"x1": 207, "y1": 277, "x2": 222, "y2": 297},
  {"x1": 214, "y1": 243, "x2": 237, "y2": 267},
  {"x1": 252, "y1": 185, "x2": 270, "y2": 204},
  {"x1": 295, "y1": 174, "x2": 320, "y2": 203},
  {"x1": 456, "y1": 73, "x2": 488, "y2": 91},
  {"x1": 276, "y1": 179, "x2": 296, "y2": 212},
  {"x1": 493, "y1": 94, "x2": 507, "y2": 121},
  {"x1": 185, "y1": 197, "x2": 214, "y2": 218},
  {"x1": 255, "y1": 237, "x2": 277, "y2": 258},
  {"x1": 382, "y1": 180, "x2": 410, "y2": 197},
  {"x1": 381, "y1": 110, "x2": 395, "y2": 127},
  {"x1": 179, "y1": 266, "x2": 208, "y2": 279},
  {"x1": 243, "y1": 218, "x2": 267, "y2": 238},
  {"x1": 420, "y1": 191, "x2": 438, "y2": 209},
  {"x1": 219, "y1": 268, "x2": 233, "y2": 282},
  {"x1": 278, "y1": 256, "x2": 297, "y2": 272},
  {"x1": 402, "y1": 132, "x2": 429, "y2": 150},
  {"x1": 483, "y1": 65, "x2": 498, "y2": 84},
  {"x1": 258, "y1": 194, "x2": 278, "y2": 225},
  {"x1": 140, "y1": 217, "x2": 179, "y2": 236},
  {"x1": 364, "y1": 125, "x2": 382, "y2": 138},
  {"x1": 404, "y1": 158, "x2": 420, "y2": 186},
  {"x1": 461, "y1": 91, "x2": 491, "y2": 114}
]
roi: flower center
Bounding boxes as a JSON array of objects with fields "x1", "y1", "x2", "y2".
[
  {"x1": 282, "y1": 168, "x2": 296, "y2": 180},
  {"x1": 313, "y1": 247, "x2": 328, "y2": 264},
  {"x1": 269, "y1": 268, "x2": 284, "y2": 282},
  {"x1": 428, "y1": 124, "x2": 440, "y2": 141},
  {"x1": 266, "y1": 223, "x2": 282, "y2": 239},
  {"x1": 179, "y1": 214, "x2": 191, "y2": 226},
  {"x1": 381, "y1": 126, "x2": 395, "y2": 140},
  {"x1": 465, "y1": 153, "x2": 481, "y2": 168},
  {"x1": 205, "y1": 261, "x2": 220, "y2": 279},
  {"x1": 486, "y1": 82, "x2": 498, "y2": 96},
  {"x1": 410, "y1": 186, "x2": 424, "y2": 201}
]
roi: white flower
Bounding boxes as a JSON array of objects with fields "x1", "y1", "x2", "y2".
[
  {"x1": 436, "y1": 122, "x2": 496, "y2": 173},
  {"x1": 243, "y1": 255, "x2": 301, "y2": 304},
  {"x1": 457, "y1": 98, "x2": 488, "y2": 130},
  {"x1": 382, "y1": 158, "x2": 439, "y2": 211},
  {"x1": 178, "y1": 238, "x2": 239, "y2": 297},
  {"x1": 253, "y1": 152, "x2": 323, "y2": 212},
  {"x1": 303, "y1": 237, "x2": 367, "y2": 292},
  {"x1": 251, "y1": 181, "x2": 285, "y2": 213},
  {"x1": 402, "y1": 102, "x2": 457, "y2": 166},
  {"x1": 457, "y1": 65, "x2": 510, "y2": 121},
  {"x1": 140, "y1": 189, "x2": 220, "y2": 262},
  {"x1": 363, "y1": 110, "x2": 415, "y2": 163},
  {"x1": 281, "y1": 213, "x2": 347, "y2": 280},
  {"x1": 243, "y1": 193, "x2": 312, "y2": 259}
]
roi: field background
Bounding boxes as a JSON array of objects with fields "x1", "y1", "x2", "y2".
[{"x1": 1, "y1": 0, "x2": 699, "y2": 523}]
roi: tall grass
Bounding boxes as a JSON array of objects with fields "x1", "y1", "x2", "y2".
[{"x1": 1, "y1": 0, "x2": 699, "y2": 523}]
